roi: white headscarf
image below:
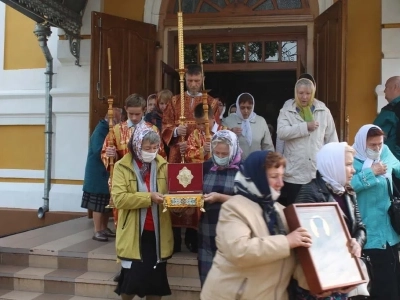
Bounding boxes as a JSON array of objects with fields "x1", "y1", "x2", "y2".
[
  {"x1": 316, "y1": 142, "x2": 348, "y2": 193},
  {"x1": 236, "y1": 93, "x2": 257, "y2": 146},
  {"x1": 353, "y1": 124, "x2": 387, "y2": 175},
  {"x1": 219, "y1": 104, "x2": 226, "y2": 120},
  {"x1": 228, "y1": 103, "x2": 236, "y2": 116}
]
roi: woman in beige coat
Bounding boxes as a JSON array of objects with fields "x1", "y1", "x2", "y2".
[
  {"x1": 223, "y1": 93, "x2": 274, "y2": 159},
  {"x1": 200, "y1": 151, "x2": 311, "y2": 300},
  {"x1": 277, "y1": 78, "x2": 338, "y2": 206}
]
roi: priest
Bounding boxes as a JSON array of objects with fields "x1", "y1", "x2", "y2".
[{"x1": 162, "y1": 64, "x2": 219, "y2": 253}]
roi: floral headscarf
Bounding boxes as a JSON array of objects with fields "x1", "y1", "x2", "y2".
[
  {"x1": 130, "y1": 123, "x2": 159, "y2": 178},
  {"x1": 210, "y1": 130, "x2": 242, "y2": 171},
  {"x1": 234, "y1": 151, "x2": 286, "y2": 235}
]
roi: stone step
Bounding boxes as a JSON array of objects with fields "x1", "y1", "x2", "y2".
[
  {"x1": 0, "y1": 251, "x2": 199, "y2": 280},
  {"x1": 0, "y1": 265, "x2": 200, "y2": 300},
  {"x1": 0, "y1": 290, "x2": 113, "y2": 299}
]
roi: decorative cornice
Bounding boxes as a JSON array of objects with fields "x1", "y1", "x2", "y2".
[{"x1": 1, "y1": 0, "x2": 87, "y2": 37}]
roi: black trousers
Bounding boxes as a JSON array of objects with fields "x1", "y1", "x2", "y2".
[
  {"x1": 278, "y1": 182, "x2": 303, "y2": 207},
  {"x1": 363, "y1": 243, "x2": 400, "y2": 300},
  {"x1": 173, "y1": 227, "x2": 197, "y2": 252}
]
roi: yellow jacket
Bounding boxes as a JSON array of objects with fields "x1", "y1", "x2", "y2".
[{"x1": 111, "y1": 153, "x2": 173, "y2": 261}]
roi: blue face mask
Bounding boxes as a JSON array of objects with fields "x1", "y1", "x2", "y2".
[{"x1": 213, "y1": 155, "x2": 230, "y2": 167}]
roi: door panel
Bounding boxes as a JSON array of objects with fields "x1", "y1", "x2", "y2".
[
  {"x1": 161, "y1": 61, "x2": 179, "y2": 95},
  {"x1": 89, "y1": 12, "x2": 156, "y2": 133},
  {"x1": 314, "y1": 0, "x2": 346, "y2": 141},
  {"x1": 296, "y1": 54, "x2": 306, "y2": 79}
]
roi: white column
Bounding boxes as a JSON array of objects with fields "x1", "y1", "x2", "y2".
[{"x1": 144, "y1": 0, "x2": 162, "y2": 26}]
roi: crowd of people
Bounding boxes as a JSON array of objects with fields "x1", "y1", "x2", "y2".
[{"x1": 81, "y1": 66, "x2": 400, "y2": 300}]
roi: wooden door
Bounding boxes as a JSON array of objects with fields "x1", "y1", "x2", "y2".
[
  {"x1": 161, "y1": 61, "x2": 179, "y2": 95},
  {"x1": 296, "y1": 54, "x2": 306, "y2": 79},
  {"x1": 314, "y1": 0, "x2": 346, "y2": 141},
  {"x1": 89, "y1": 12, "x2": 157, "y2": 132}
]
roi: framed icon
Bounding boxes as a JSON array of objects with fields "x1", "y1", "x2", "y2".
[{"x1": 284, "y1": 202, "x2": 367, "y2": 294}]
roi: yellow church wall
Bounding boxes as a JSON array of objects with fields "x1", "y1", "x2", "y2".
[
  {"x1": 0, "y1": 125, "x2": 45, "y2": 170},
  {"x1": 345, "y1": 0, "x2": 381, "y2": 142},
  {"x1": 103, "y1": 0, "x2": 145, "y2": 21},
  {"x1": 0, "y1": 125, "x2": 83, "y2": 185},
  {"x1": 0, "y1": 178, "x2": 83, "y2": 185},
  {"x1": 3, "y1": 6, "x2": 45, "y2": 70}
]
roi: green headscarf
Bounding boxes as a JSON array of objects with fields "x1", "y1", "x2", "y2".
[{"x1": 295, "y1": 78, "x2": 316, "y2": 122}]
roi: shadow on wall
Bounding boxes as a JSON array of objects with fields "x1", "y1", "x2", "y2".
[{"x1": 0, "y1": 209, "x2": 86, "y2": 238}]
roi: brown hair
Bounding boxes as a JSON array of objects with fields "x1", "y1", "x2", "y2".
[
  {"x1": 125, "y1": 93, "x2": 146, "y2": 109},
  {"x1": 186, "y1": 64, "x2": 202, "y2": 75},
  {"x1": 157, "y1": 89, "x2": 173, "y2": 104},
  {"x1": 367, "y1": 127, "x2": 385, "y2": 139},
  {"x1": 194, "y1": 103, "x2": 214, "y2": 118},
  {"x1": 265, "y1": 152, "x2": 286, "y2": 169},
  {"x1": 238, "y1": 93, "x2": 254, "y2": 105}
]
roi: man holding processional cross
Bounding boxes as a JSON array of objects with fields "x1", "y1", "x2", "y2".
[{"x1": 162, "y1": 64, "x2": 220, "y2": 252}]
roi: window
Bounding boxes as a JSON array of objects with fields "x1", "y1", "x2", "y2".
[
  {"x1": 182, "y1": 39, "x2": 298, "y2": 65},
  {"x1": 172, "y1": 0, "x2": 308, "y2": 14}
]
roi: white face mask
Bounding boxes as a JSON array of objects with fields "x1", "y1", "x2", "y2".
[
  {"x1": 213, "y1": 155, "x2": 230, "y2": 167},
  {"x1": 366, "y1": 148, "x2": 380, "y2": 160},
  {"x1": 270, "y1": 187, "x2": 281, "y2": 201},
  {"x1": 141, "y1": 150, "x2": 157, "y2": 163}
]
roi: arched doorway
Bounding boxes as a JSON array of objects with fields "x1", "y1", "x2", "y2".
[{"x1": 155, "y1": 0, "x2": 320, "y2": 132}]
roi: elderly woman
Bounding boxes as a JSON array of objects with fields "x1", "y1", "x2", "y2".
[
  {"x1": 351, "y1": 124, "x2": 400, "y2": 300},
  {"x1": 223, "y1": 93, "x2": 274, "y2": 159},
  {"x1": 295, "y1": 142, "x2": 366, "y2": 299},
  {"x1": 201, "y1": 151, "x2": 311, "y2": 300},
  {"x1": 277, "y1": 78, "x2": 338, "y2": 206},
  {"x1": 228, "y1": 104, "x2": 236, "y2": 115},
  {"x1": 112, "y1": 124, "x2": 173, "y2": 300},
  {"x1": 198, "y1": 130, "x2": 242, "y2": 286}
]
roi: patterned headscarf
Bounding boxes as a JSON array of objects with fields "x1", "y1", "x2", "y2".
[
  {"x1": 234, "y1": 151, "x2": 286, "y2": 235},
  {"x1": 210, "y1": 130, "x2": 242, "y2": 171},
  {"x1": 130, "y1": 124, "x2": 159, "y2": 178},
  {"x1": 236, "y1": 93, "x2": 257, "y2": 146}
]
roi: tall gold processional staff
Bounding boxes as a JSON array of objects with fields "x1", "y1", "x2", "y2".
[
  {"x1": 105, "y1": 48, "x2": 119, "y2": 225},
  {"x1": 177, "y1": 0, "x2": 186, "y2": 163},
  {"x1": 163, "y1": 0, "x2": 206, "y2": 218}
]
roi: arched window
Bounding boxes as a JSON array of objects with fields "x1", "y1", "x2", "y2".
[{"x1": 167, "y1": 0, "x2": 311, "y2": 16}]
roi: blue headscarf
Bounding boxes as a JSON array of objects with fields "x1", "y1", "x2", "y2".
[{"x1": 234, "y1": 151, "x2": 286, "y2": 235}]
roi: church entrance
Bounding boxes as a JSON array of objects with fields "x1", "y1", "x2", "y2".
[
  {"x1": 159, "y1": 0, "x2": 314, "y2": 135},
  {"x1": 205, "y1": 70, "x2": 297, "y2": 132}
]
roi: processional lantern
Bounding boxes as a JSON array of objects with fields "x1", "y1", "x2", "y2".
[{"x1": 163, "y1": 0, "x2": 206, "y2": 215}]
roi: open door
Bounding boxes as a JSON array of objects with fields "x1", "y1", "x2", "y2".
[
  {"x1": 161, "y1": 61, "x2": 179, "y2": 94},
  {"x1": 314, "y1": 0, "x2": 346, "y2": 141},
  {"x1": 296, "y1": 55, "x2": 306, "y2": 79},
  {"x1": 89, "y1": 12, "x2": 157, "y2": 132}
]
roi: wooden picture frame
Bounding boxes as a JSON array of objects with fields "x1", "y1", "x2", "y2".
[{"x1": 284, "y1": 203, "x2": 367, "y2": 294}]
